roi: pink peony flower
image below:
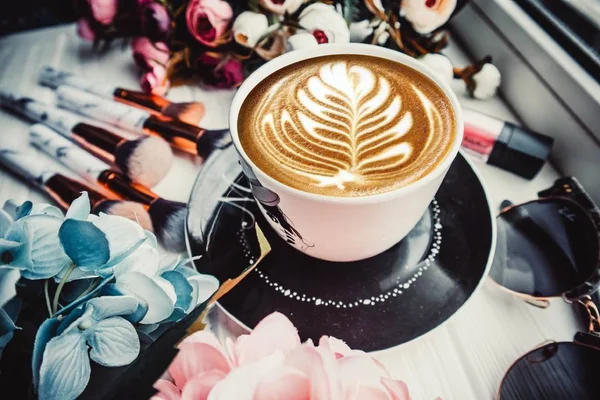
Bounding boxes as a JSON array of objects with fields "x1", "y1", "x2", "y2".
[
  {"x1": 153, "y1": 312, "x2": 411, "y2": 400},
  {"x1": 196, "y1": 53, "x2": 243, "y2": 89},
  {"x1": 88, "y1": 0, "x2": 118, "y2": 25},
  {"x1": 77, "y1": 18, "x2": 96, "y2": 41},
  {"x1": 186, "y1": 0, "x2": 233, "y2": 47},
  {"x1": 141, "y1": 65, "x2": 170, "y2": 95},
  {"x1": 400, "y1": 0, "x2": 457, "y2": 34},
  {"x1": 131, "y1": 37, "x2": 170, "y2": 71}
]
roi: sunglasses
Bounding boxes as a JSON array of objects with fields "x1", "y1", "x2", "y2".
[{"x1": 490, "y1": 177, "x2": 600, "y2": 399}]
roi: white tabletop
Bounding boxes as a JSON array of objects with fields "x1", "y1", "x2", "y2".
[{"x1": 0, "y1": 24, "x2": 582, "y2": 400}]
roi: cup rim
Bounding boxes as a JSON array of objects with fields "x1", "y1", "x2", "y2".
[{"x1": 229, "y1": 43, "x2": 464, "y2": 205}]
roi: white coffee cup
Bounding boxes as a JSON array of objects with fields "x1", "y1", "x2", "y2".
[{"x1": 229, "y1": 44, "x2": 463, "y2": 262}]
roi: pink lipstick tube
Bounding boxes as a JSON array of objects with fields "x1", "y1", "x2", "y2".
[{"x1": 461, "y1": 109, "x2": 554, "y2": 179}]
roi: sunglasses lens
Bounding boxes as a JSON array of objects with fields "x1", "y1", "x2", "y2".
[
  {"x1": 499, "y1": 342, "x2": 600, "y2": 399},
  {"x1": 491, "y1": 198, "x2": 598, "y2": 297}
]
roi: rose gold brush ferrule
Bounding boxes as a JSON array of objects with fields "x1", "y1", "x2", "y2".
[
  {"x1": 44, "y1": 173, "x2": 118, "y2": 212},
  {"x1": 142, "y1": 115, "x2": 203, "y2": 155},
  {"x1": 113, "y1": 88, "x2": 171, "y2": 115},
  {"x1": 55, "y1": 86, "x2": 230, "y2": 158},
  {"x1": 96, "y1": 169, "x2": 158, "y2": 207},
  {"x1": 70, "y1": 123, "x2": 126, "y2": 164}
]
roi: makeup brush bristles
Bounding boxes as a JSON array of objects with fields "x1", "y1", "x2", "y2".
[
  {"x1": 163, "y1": 102, "x2": 205, "y2": 126},
  {"x1": 115, "y1": 135, "x2": 173, "y2": 187},
  {"x1": 95, "y1": 200, "x2": 154, "y2": 231},
  {"x1": 196, "y1": 129, "x2": 232, "y2": 159},
  {"x1": 147, "y1": 198, "x2": 187, "y2": 252}
]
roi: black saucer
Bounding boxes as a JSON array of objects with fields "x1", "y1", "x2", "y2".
[{"x1": 186, "y1": 146, "x2": 495, "y2": 352}]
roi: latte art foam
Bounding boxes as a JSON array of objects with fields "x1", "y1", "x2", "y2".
[{"x1": 239, "y1": 55, "x2": 456, "y2": 196}]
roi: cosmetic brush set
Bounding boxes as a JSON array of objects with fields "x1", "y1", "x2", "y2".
[{"x1": 0, "y1": 67, "x2": 230, "y2": 252}]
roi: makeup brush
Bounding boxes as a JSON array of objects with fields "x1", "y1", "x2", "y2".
[
  {"x1": 0, "y1": 148, "x2": 153, "y2": 230},
  {"x1": 55, "y1": 85, "x2": 230, "y2": 157},
  {"x1": 39, "y1": 66, "x2": 205, "y2": 126},
  {"x1": 29, "y1": 124, "x2": 186, "y2": 251},
  {"x1": 0, "y1": 90, "x2": 173, "y2": 187}
]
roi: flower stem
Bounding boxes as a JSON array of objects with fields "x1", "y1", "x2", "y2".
[
  {"x1": 75, "y1": 278, "x2": 100, "y2": 301},
  {"x1": 44, "y1": 280, "x2": 53, "y2": 318},
  {"x1": 52, "y1": 263, "x2": 76, "y2": 314}
]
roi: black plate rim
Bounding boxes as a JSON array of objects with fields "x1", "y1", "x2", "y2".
[{"x1": 185, "y1": 149, "x2": 497, "y2": 353}]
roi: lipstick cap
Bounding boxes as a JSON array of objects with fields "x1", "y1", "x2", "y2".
[{"x1": 488, "y1": 123, "x2": 554, "y2": 179}]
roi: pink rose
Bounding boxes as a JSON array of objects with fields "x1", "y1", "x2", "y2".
[
  {"x1": 77, "y1": 18, "x2": 96, "y2": 41},
  {"x1": 131, "y1": 37, "x2": 170, "y2": 70},
  {"x1": 141, "y1": 65, "x2": 170, "y2": 95},
  {"x1": 88, "y1": 0, "x2": 118, "y2": 25},
  {"x1": 186, "y1": 0, "x2": 233, "y2": 47},
  {"x1": 153, "y1": 312, "x2": 412, "y2": 400},
  {"x1": 196, "y1": 53, "x2": 243, "y2": 89}
]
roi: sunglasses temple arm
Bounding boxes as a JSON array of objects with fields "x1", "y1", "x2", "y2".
[{"x1": 539, "y1": 177, "x2": 600, "y2": 228}]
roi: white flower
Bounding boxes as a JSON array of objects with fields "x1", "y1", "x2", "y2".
[
  {"x1": 233, "y1": 11, "x2": 269, "y2": 48},
  {"x1": 349, "y1": 20, "x2": 373, "y2": 42},
  {"x1": 472, "y1": 63, "x2": 501, "y2": 99},
  {"x1": 298, "y1": 3, "x2": 350, "y2": 44},
  {"x1": 401, "y1": 0, "x2": 457, "y2": 34},
  {"x1": 286, "y1": 33, "x2": 318, "y2": 51},
  {"x1": 377, "y1": 30, "x2": 389, "y2": 45},
  {"x1": 370, "y1": 20, "x2": 390, "y2": 45},
  {"x1": 260, "y1": 0, "x2": 305, "y2": 15},
  {"x1": 419, "y1": 53, "x2": 454, "y2": 85}
]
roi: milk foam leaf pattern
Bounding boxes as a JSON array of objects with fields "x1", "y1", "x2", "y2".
[{"x1": 258, "y1": 61, "x2": 415, "y2": 190}]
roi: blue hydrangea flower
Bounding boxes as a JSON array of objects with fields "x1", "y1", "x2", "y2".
[
  {"x1": 34, "y1": 296, "x2": 140, "y2": 400},
  {"x1": 1, "y1": 193, "x2": 147, "y2": 281},
  {"x1": 108, "y1": 234, "x2": 219, "y2": 326},
  {"x1": 2, "y1": 199, "x2": 63, "y2": 220},
  {"x1": 56, "y1": 193, "x2": 147, "y2": 280},
  {"x1": 160, "y1": 256, "x2": 220, "y2": 314},
  {"x1": 1, "y1": 210, "x2": 70, "y2": 279}
]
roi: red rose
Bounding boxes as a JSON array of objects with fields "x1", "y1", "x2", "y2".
[{"x1": 196, "y1": 53, "x2": 243, "y2": 88}]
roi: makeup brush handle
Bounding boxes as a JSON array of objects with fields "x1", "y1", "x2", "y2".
[
  {"x1": 39, "y1": 66, "x2": 115, "y2": 98},
  {"x1": 56, "y1": 86, "x2": 148, "y2": 134},
  {"x1": 0, "y1": 91, "x2": 82, "y2": 138},
  {"x1": 113, "y1": 88, "x2": 170, "y2": 114},
  {"x1": 29, "y1": 124, "x2": 110, "y2": 184},
  {"x1": 0, "y1": 148, "x2": 55, "y2": 185}
]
